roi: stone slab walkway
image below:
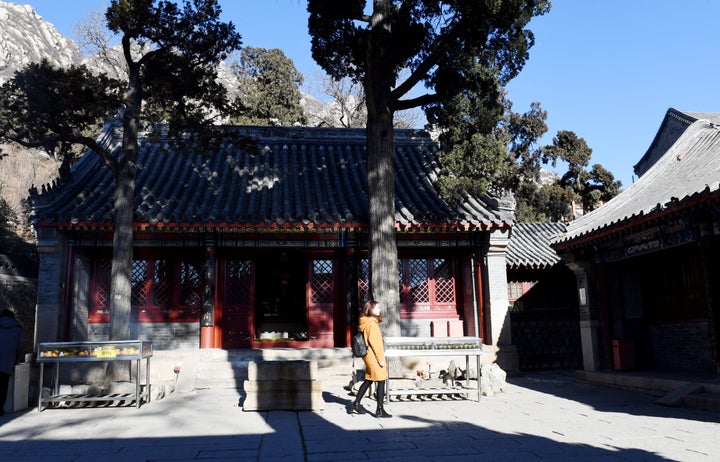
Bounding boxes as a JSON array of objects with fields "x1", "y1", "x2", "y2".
[{"x1": 1, "y1": 370, "x2": 719, "y2": 461}]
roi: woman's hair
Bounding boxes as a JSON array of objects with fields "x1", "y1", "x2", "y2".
[{"x1": 360, "y1": 300, "x2": 382, "y2": 322}]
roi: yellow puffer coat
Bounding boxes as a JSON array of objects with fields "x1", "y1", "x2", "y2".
[{"x1": 359, "y1": 315, "x2": 387, "y2": 381}]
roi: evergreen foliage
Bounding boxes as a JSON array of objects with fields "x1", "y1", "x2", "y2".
[
  {"x1": 231, "y1": 46, "x2": 307, "y2": 126},
  {"x1": 308, "y1": 0, "x2": 550, "y2": 336},
  {"x1": 0, "y1": 0, "x2": 241, "y2": 345},
  {"x1": 440, "y1": 96, "x2": 623, "y2": 223}
]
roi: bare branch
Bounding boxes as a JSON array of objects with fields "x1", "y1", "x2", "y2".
[
  {"x1": 390, "y1": 47, "x2": 443, "y2": 102},
  {"x1": 75, "y1": 9, "x2": 125, "y2": 73},
  {"x1": 5, "y1": 134, "x2": 117, "y2": 176},
  {"x1": 393, "y1": 93, "x2": 440, "y2": 111}
]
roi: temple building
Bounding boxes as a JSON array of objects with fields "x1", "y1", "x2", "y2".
[
  {"x1": 553, "y1": 109, "x2": 720, "y2": 375},
  {"x1": 29, "y1": 125, "x2": 519, "y2": 368}
]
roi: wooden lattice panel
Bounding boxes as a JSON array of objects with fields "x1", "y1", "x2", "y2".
[
  {"x1": 358, "y1": 259, "x2": 370, "y2": 305},
  {"x1": 152, "y1": 260, "x2": 173, "y2": 306},
  {"x1": 93, "y1": 260, "x2": 111, "y2": 312},
  {"x1": 404, "y1": 259, "x2": 429, "y2": 304},
  {"x1": 180, "y1": 262, "x2": 201, "y2": 306},
  {"x1": 433, "y1": 258, "x2": 455, "y2": 303},
  {"x1": 511, "y1": 310, "x2": 583, "y2": 371},
  {"x1": 131, "y1": 260, "x2": 150, "y2": 306},
  {"x1": 228, "y1": 259, "x2": 252, "y2": 305},
  {"x1": 311, "y1": 259, "x2": 333, "y2": 305}
]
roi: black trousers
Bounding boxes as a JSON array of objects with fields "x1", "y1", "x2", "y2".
[
  {"x1": 0, "y1": 372, "x2": 10, "y2": 412},
  {"x1": 355, "y1": 379, "x2": 386, "y2": 405}
]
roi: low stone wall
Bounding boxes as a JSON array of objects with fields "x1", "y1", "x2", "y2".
[
  {"x1": 87, "y1": 322, "x2": 199, "y2": 350},
  {"x1": 650, "y1": 322, "x2": 716, "y2": 373}
]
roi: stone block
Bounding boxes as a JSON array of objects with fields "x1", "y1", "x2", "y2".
[
  {"x1": 448, "y1": 320, "x2": 464, "y2": 337},
  {"x1": 431, "y1": 321, "x2": 448, "y2": 337},
  {"x1": 3, "y1": 363, "x2": 29, "y2": 413},
  {"x1": 242, "y1": 380, "x2": 324, "y2": 411},
  {"x1": 243, "y1": 360, "x2": 324, "y2": 411},
  {"x1": 247, "y1": 360, "x2": 318, "y2": 381}
]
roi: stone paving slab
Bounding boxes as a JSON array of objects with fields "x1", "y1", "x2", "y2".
[{"x1": 1, "y1": 370, "x2": 719, "y2": 461}]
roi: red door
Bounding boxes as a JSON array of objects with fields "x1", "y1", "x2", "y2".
[
  {"x1": 307, "y1": 258, "x2": 334, "y2": 347},
  {"x1": 218, "y1": 259, "x2": 255, "y2": 348}
]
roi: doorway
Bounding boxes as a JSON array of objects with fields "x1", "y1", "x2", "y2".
[{"x1": 254, "y1": 250, "x2": 309, "y2": 341}]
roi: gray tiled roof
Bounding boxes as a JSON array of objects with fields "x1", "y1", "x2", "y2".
[
  {"x1": 632, "y1": 108, "x2": 720, "y2": 178},
  {"x1": 30, "y1": 126, "x2": 514, "y2": 230},
  {"x1": 506, "y1": 222, "x2": 565, "y2": 269},
  {"x1": 554, "y1": 110, "x2": 720, "y2": 247}
]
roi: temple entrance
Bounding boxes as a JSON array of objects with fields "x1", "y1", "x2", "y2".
[
  {"x1": 218, "y1": 250, "x2": 336, "y2": 348},
  {"x1": 254, "y1": 250, "x2": 309, "y2": 342},
  {"x1": 219, "y1": 258, "x2": 254, "y2": 349}
]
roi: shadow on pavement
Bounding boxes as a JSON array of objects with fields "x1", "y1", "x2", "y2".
[
  {"x1": 0, "y1": 371, "x2": 713, "y2": 462},
  {"x1": 509, "y1": 370, "x2": 720, "y2": 423}
]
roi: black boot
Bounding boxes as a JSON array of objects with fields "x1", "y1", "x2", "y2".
[
  {"x1": 375, "y1": 380, "x2": 392, "y2": 418},
  {"x1": 352, "y1": 380, "x2": 372, "y2": 414},
  {"x1": 351, "y1": 401, "x2": 365, "y2": 414},
  {"x1": 375, "y1": 404, "x2": 392, "y2": 418}
]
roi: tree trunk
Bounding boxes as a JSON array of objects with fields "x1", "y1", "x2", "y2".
[
  {"x1": 365, "y1": 1, "x2": 402, "y2": 380},
  {"x1": 107, "y1": 109, "x2": 138, "y2": 382},
  {"x1": 367, "y1": 114, "x2": 400, "y2": 338}
]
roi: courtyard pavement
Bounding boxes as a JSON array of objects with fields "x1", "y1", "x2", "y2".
[{"x1": 1, "y1": 370, "x2": 719, "y2": 462}]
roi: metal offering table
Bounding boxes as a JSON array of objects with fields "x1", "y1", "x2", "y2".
[
  {"x1": 37, "y1": 340, "x2": 152, "y2": 411},
  {"x1": 383, "y1": 336, "x2": 483, "y2": 402}
]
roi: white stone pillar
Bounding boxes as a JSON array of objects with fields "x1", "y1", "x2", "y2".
[
  {"x1": 484, "y1": 227, "x2": 518, "y2": 371},
  {"x1": 35, "y1": 227, "x2": 65, "y2": 344},
  {"x1": 566, "y1": 259, "x2": 602, "y2": 371}
]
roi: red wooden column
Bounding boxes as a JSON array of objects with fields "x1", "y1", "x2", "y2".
[
  {"x1": 200, "y1": 242, "x2": 215, "y2": 348},
  {"x1": 474, "y1": 250, "x2": 486, "y2": 341}
]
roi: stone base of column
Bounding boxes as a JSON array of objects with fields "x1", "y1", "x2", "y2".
[{"x1": 495, "y1": 344, "x2": 520, "y2": 375}]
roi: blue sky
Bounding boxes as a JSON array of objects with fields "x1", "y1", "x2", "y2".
[{"x1": 21, "y1": 0, "x2": 720, "y2": 187}]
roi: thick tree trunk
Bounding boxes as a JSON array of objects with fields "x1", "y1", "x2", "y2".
[
  {"x1": 365, "y1": 1, "x2": 402, "y2": 379},
  {"x1": 107, "y1": 109, "x2": 138, "y2": 382},
  {"x1": 367, "y1": 114, "x2": 400, "y2": 338},
  {"x1": 108, "y1": 159, "x2": 135, "y2": 342}
]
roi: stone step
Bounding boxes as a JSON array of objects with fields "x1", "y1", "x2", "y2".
[
  {"x1": 656, "y1": 384, "x2": 703, "y2": 407},
  {"x1": 655, "y1": 380, "x2": 720, "y2": 413},
  {"x1": 683, "y1": 390, "x2": 720, "y2": 413}
]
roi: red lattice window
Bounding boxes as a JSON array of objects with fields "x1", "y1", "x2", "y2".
[
  {"x1": 180, "y1": 261, "x2": 201, "y2": 306},
  {"x1": 153, "y1": 260, "x2": 174, "y2": 306},
  {"x1": 90, "y1": 257, "x2": 201, "y2": 323},
  {"x1": 433, "y1": 259, "x2": 455, "y2": 303},
  {"x1": 404, "y1": 259, "x2": 430, "y2": 304},
  {"x1": 357, "y1": 259, "x2": 370, "y2": 305},
  {"x1": 89, "y1": 260, "x2": 112, "y2": 322},
  {"x1": 228, "y1": 259, "x2": 252, "y2": 305},
  {"x1": 358, "y1": 257, "x2": 456, "y2": 314},
  {"x1": 508, "y1": 281, "x2": 533, "y2": 302},
  {"x1": 400, "y1": 257, "x2": 455, "y2": 312},
  {"x1": 311, "y1": 259, "x2": 333, "y2": 305},
  {"x1": 131, "y1": 260, "x2": 150, "y2": 306}
]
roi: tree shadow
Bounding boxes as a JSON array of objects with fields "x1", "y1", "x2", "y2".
[
  {"x1": 509, "y1": 370, "x2": 720, "y2": 424},
  {"x1": 0, "y1": 372, "x2": 714, "y2": 462}
]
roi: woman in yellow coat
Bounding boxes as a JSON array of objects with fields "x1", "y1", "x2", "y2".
[{"x1": 352, "y1": 300, "x2": 391, "y2": 418}]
